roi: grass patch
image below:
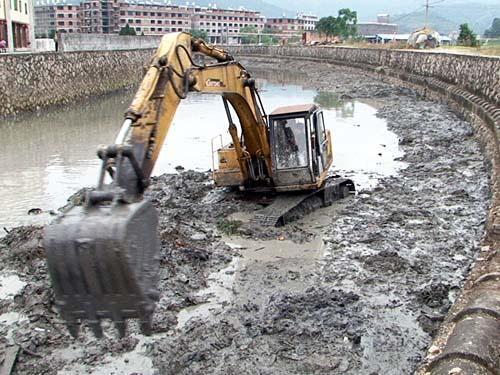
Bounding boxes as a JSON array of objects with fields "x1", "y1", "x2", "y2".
[{"x1": 216, "y1": 219, "x2": 243, "y2": 236}]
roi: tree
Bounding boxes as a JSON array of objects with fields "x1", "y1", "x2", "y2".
[
  {"x1": 261, "y1": 27, "x2": 279, "y2": 45},
  {"x1": 458, "y1": 23, "x2": 478, "y2": 46},
  {"x1": 315, "y1": 9, "x2": 358, "y2": 41},
  {"x1": 316, "y1": 16, "x2": 337, "y2": 41},
  {"x1": 190, "y1": 29, "x2": 208, "y2": 40},
  {"x1": 119, "y1": 23, "x2": 136, "y2": 36},
  {"x1": 337, "y1": 8, "x2": 357, "y2": 38},
  {"x1": 240, "y1": 26, "x2": 258, "y2": 44},
  {"x1": 484, "y1": 18, "x2": 500, "y2": 38}
]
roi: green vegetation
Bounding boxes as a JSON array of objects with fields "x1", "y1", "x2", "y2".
[
  {"x1": 216, "y1": 219, "x2": 243, "y2": 236},
  {"x1": 484, "y1": 18, "x2": 500, "y2": 38},
  {"x1": 315, "y1": 8, "x2": 357, "y2": 40},
  {"x1": 240, "y1": 25, "x2": 258, "y2": 44},
  {"x1": 261, "y1": 27, "x2": 279, "y2": 45},
  {"x1": 458, "y1": 23, "x2": 478, "y2": 46},
  {"x1": 119, "y1": 23, "x2": 137, "y2": 36},
  {"x1": 190, "y1": 29, "x2": 208, "y2": 40}
]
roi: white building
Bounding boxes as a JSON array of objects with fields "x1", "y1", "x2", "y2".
[
  {"x1": 1, "y1": 0, "x2": 36, "y2": 51},
  {"x1": 296, "y1": 12, "x2": 318, "y2": 31}
]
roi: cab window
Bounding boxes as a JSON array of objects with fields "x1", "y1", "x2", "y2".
[{"x1": 273, "y1": 117, "x2": 308, "y2": 169}]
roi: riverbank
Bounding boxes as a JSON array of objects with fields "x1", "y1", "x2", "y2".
[{"x1": 0, "y1": 58, "x2": 490, "y2": 374}]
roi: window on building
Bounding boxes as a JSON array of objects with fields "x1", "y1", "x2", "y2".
[
  {"x1": 158, "y1": 20, "x2": 162, "y2": 24},
  {"x1": 135, "y1": 19, "x2": 141, "y2": 23},
  {"x1": 57, "y1": 14, "x2": 64, "y2": 18},
  {"x1": 158, "y1": 27, "x2": 162, "y2": 31},
  {"x1": 25, "y1": 2, "x2": 27, "y2": 13},
  {"x1": 69, "y1": 21, "x2": 73, "y2": 25},
  {"x1": 172, "y1": 20, "x2": 176, "y2": 25},
  {"x1": 151, "y1": 19, "x2": 155, "y2": 24},
  {"x1": 58, "y1": 21, "x2": 64, "y2": 25},
  {"x1": 136, "y1": 27, "x2": 140, "y2": 31},
  {"x1": 68, "y1": 14, "x2": 72, "y2": 18}
]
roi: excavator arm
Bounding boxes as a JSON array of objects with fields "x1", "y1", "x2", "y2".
[
  {"x1": 44, "y1": 32, "x2": 272, "y2": 338},
  {"x1": 111, "y1": 32, "x2": 271, "y2": 200}
]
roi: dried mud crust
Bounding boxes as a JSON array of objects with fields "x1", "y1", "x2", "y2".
[{"x1": 0, "y1": 59, "x2": 490, "y2": 375}]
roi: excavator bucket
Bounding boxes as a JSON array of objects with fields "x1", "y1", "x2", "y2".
[{"x1": 44, "y1": 200, "x2": 160, "y2": 338}]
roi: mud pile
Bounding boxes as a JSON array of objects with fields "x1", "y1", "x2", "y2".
[{"x1": 0, "y1": 58, "x2": 490, "y2": 375}]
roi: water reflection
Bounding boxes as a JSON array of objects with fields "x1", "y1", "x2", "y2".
[
  {"x1": 313, "y1": 92, "x2": 355, "y2": 118},
  {"x1": 0, "y1": 78, "x2": 404, "y2": 232}
]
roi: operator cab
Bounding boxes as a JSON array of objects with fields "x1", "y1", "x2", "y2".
[{"x1": 269, "y1": 104, "x2": 332, "y2": 191}]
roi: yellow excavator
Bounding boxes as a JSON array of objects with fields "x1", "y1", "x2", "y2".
[{"x1": 44, "y1": 32, "x2": 354, "y2": 338}]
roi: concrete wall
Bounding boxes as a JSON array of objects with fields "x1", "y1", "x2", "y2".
[
  {"x1": 35, "y1": 38, "x2": 55, "y2": 52},
  {"x1": 0, "y1": 49, "x2": 154, "y2": 117},
  {"x1": 58, "y1": 33, "x2": 162, "y2": 52},
  {"x1": 229, "y1": 46, "x2": 500, "y2": 106}
]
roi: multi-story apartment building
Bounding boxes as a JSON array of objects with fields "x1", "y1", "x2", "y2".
[
  {"x1": 80, "y1": 0, "x2": 120, "y2": 33},
  {"x1": 33, "y1": 1, "x2": 265, "y2": 44},
  {"x1": 34, "y1": 0, "x2": 80, "y2": 36},
  {"x1": 296, "y1": 13, "x2": 318, "y2": 31},
  {"x1": 1, "y1": 0, "x2": 35, "y2": 50},
  {"x1": 191, "y1": 6, "x2": 265, "y2": 44},
  {"x1": 117, "y1": 2, "x2": 191, "y2": 36},
  {"x1": 265, "y1": 17, "x2": 305, "y2": 35}
]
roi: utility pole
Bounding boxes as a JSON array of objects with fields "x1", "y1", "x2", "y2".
[
  {"x1": 4, "y1": 0, "x2": 14, "y2": 52},
  {"x1": 424, "y1": 0, "x2": 429, "y2": 29}
]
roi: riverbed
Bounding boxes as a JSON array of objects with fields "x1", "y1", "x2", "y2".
[{"x1": 0, "y1": 57, "x2": 489, "y2": 375}]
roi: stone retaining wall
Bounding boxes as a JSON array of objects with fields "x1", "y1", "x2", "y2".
[
  {"x1": 58, "y1": 34, "x2": 162, "y2": 52},
  {"x1": 0, "y1": 49, "x2": 154, "y2": 118},
  {"x1": 229, "y1": 46, "x2": 500, "y2": 106},
  {"x1": 229, "y1": 45, "x2": 500, "y2": 375}
]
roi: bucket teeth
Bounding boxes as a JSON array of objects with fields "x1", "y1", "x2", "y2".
[{"x1": 44, "y1": 200, "x2": 160, "y2": 338}]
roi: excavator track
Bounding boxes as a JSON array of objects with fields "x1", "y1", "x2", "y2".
[{"x1": 252, "y1": 177, "x2": 355, "y2": 227}]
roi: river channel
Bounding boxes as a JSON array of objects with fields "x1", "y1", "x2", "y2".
[{"x1": 0, "y1": 77, "x2": 404, "y2": 233}]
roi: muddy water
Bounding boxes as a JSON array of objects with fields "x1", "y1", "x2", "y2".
[{"x1": 0, "y1": 79, "x2": 403, "y2": 232}]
